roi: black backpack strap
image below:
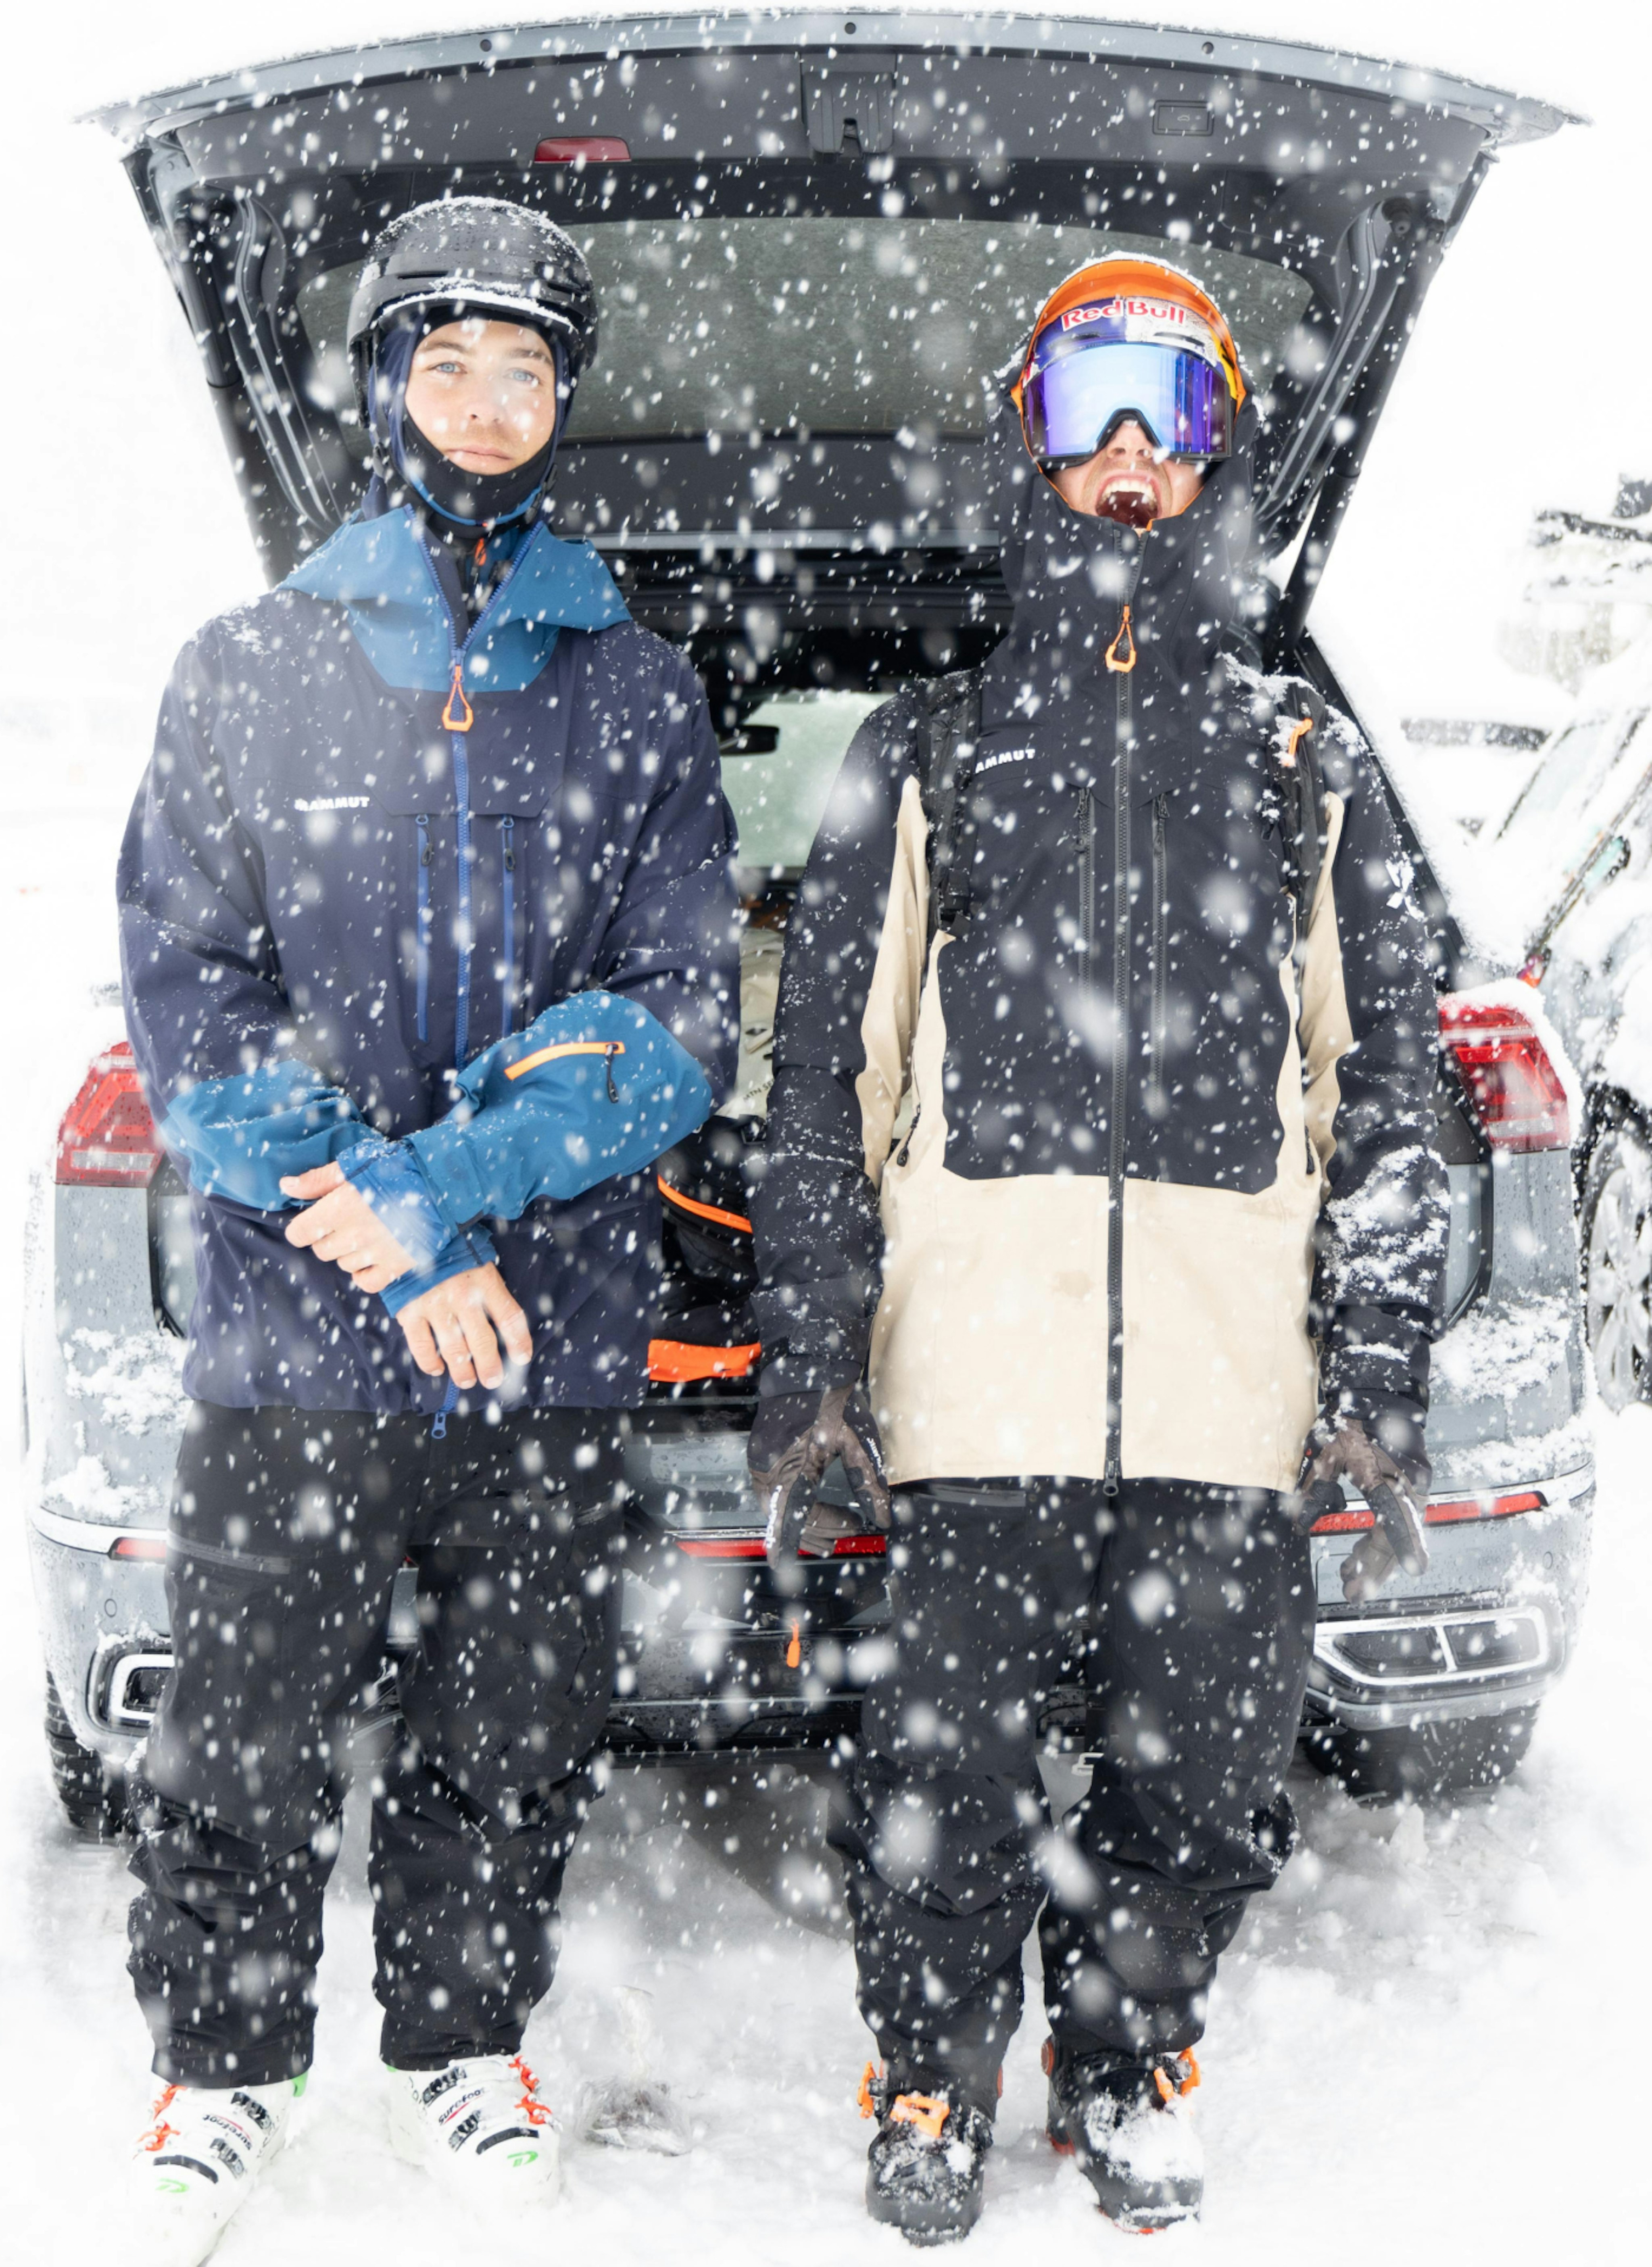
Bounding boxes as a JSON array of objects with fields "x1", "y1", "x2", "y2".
[{"x1": 914, "y1": 669, "x2": 984, "y2": 947}]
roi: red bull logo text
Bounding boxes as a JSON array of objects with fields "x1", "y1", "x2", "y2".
[{"x1": 1060, "y1": 296, "x2": 1190, "y2": 332}]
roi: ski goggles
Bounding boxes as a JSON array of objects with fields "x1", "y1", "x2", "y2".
[{"x1": 1018, "y1": 335, "x2": 1235, "y2": 467}]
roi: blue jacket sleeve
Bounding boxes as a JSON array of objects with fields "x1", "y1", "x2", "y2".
[
  {"x1": 159, "y1": 1060, "x2": 372, "y2": 1207},
  {"x1": 337, "y1": 993, "x2": 702, "y2": 1317},
  {"x1": 401, "y1": 991, "x2": 713, "y2": 1228}
]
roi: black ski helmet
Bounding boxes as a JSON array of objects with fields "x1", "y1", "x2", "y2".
[{"x1": 347, "y1": 195, "x2": 598, "y2": 415}]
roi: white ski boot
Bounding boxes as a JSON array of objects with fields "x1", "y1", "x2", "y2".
[
  {"x1": 388, "y1": 2054, "x2": 560, "y2": 2202},
  {"x1": 128, "y1": 2074, "x2": 302, "y2": 2266}
]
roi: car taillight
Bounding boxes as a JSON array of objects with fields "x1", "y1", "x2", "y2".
[
  {"x1": 1439, "y1": 996, "x2": 1571, "y2": 1152},
  {"x1": 55, "y1": 1042, "x2": 163, "y2": 1187},
  {"x1": 1424, "y1": 1488, "x2": 1544, "y2": 1526},
  {"x1": 533, "y1": 136, "x2": 630, "y2": 164},
  {"x1": 1309, "y1": 1488, "x2": 1546, "y2": 1535},
  {"x1": 674, "y1": 1534, "x2": 888, "y2": 1559}
]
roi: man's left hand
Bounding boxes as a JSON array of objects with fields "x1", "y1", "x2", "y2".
[
  {"x1": 1301, "y1": 1418, "x2": 1431, "y2": 1602},
  {"x1": 280, "y1": 1161, "x2": 417, "y2": 1290}
]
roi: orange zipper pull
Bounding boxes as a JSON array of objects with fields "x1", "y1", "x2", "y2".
[
  {"x1": 786, "y1": 1620, "x2": 802, "y2": 1669},
  {"x1": 1105, "y1": 603, "x2": 1137, "y2": 674},
  {"x1": 441, "y1": 660, "x2": 474, "y2": 733},
  {"x1": 1282, "y1": 713, "x2": 1314, "y2": 768}
]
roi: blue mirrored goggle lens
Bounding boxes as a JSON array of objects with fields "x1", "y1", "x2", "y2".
[{"x1": 1022, "y1": 340, "x2": 1232, "y2": 463}]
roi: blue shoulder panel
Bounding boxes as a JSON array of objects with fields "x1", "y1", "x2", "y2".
[{"x1": 282, "y1": 509, "x2": 630, "y2": 695}]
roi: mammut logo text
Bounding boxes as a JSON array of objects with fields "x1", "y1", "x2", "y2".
[{"x1": 294, "y1": 796, "x2": 371, "y2": 812}]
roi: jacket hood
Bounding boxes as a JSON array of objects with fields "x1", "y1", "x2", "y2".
[{"x1": 981, "y1": 378, "x2": 1261, "y2": 769}]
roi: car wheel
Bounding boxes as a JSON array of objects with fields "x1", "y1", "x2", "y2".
[
  {"x1": 1301, "y1": 1706, "x2": 1537, "y2": 1802},
  {"x1": 1582, "y1": 1119, "x2": 1652, "y2": 1411},
  {"x1": 44, "y1": 1672, "x2": 128, "y2": 1839}
]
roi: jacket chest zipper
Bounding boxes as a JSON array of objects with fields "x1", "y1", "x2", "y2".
[
  {"x1": 425, "y1": 539, "x2": 523, "y2": 1075},
  {"x1": 415, "y1": 815, "x2": 433, "y2": 1043},
  {"x1": 442, "y1": 660, "x2": 476, "y2": 1070},
  {"x1": 1103, "y1": 535, "x2": 1145, "y2": 1496},
  {"x1": 425, "y1": 544, "x2": 521, "y2": 1428},
  {"x1": 1075, "y1": 787, "x2": 1098, "y2": 965},
  {"x1": 1149, "y1": 793, "x2": 1169, "y2": 1130},
  {"x1": 500, "y1": 816, "x2": 517, "y2": 1036}
]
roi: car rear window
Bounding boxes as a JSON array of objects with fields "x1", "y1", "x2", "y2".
[
  {"x1": 298, "y1": 217, "x2": 1313, "y2": 442},
  {"x1": 1497, "y1": 709, "x2": 1652, "y2": 912}
]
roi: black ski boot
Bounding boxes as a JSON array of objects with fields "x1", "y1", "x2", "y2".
[
  {"x1": 858, "y1": 2063, "x2": 994, "y2": 2246},
  {"x1": 1044, "y1": 2039, "x2": 1203, "y2": 2232}
]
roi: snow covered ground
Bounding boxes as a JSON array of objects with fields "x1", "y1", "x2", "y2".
[{"x1": 1, "y1": 1386, "x2": 1649, "y2": 2263}]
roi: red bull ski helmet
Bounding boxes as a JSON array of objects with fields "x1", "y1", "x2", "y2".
[{"x1": 1013, "y1": 257, "x2": 1245, "y2": 472}]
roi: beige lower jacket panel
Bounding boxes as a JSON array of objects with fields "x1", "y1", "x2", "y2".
[{"x1": 868, "y1": 795, "x2": 1349, "y2": 1494}]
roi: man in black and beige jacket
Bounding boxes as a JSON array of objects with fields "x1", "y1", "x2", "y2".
[{"x1": 746, "y1": 258, "x2": 1446, "y2": 2243}]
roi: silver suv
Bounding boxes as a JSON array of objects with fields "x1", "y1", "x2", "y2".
[{"x1": 27, "y1": 11, "x2": 1591, "y2": 1829}]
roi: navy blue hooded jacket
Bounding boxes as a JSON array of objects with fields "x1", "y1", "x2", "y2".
[{"x1": 119, "y1": 492, "x2": 740, "y2": 1413}]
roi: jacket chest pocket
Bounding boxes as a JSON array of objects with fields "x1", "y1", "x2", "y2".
[
  {"x1": 368, "y1": 740, "x2": 562, "y2": 1053},
  {"x1": 469, "y1": 772, "x2": 561, "y2": 1045},
  {"x1": 962, "y1": 742, "x2": 1081, "y2": 939}
]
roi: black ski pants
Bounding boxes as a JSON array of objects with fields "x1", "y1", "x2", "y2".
[
  {"x1": 830, "y1": 1478, "x2": 1314, "y2": 2110},
  {"x1": 128, "y1": 1401, "x2": 627, "y2": 2085}
]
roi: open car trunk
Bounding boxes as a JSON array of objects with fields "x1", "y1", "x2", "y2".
[{"x1": 98, "y1": 10, "x2": 1564, "y2": 710}]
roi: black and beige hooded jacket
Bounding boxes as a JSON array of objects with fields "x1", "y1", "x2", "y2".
[{"x1": 749, "y1": 396, "x2": 1447, "y2": 1494}]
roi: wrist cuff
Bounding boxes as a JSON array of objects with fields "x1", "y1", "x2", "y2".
[
  {"x1": 336, "y1": 1136, "x2": 455, "y2": 1269},
  {"x1": 378, "y1": 1224, "x2": 499, "y2": 1316}
]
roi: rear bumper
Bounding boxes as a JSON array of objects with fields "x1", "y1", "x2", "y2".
[
  {"x1": 1305, "y1": 1600, "x2": 1560, "y2": 1731},
  {"x1": 27, "y1": 1517, "x2": 171, "y2": 1761},
  {"x1": 29, "y1": 1459, "x2": 1593, "y2": 1764},
  {"x1": 1303, "y1": 1461, "x2": 1592, "y2": 1731}
]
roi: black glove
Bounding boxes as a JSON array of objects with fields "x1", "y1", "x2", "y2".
[
  {"x1": 747, "y1": 1385, "x2": 891, "y2": 1566},
  {"x1": 1298, "y1": 1417, "x2": 1431, "y2": 1602}
]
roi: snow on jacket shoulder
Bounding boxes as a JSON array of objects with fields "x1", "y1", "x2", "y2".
[
  {"x1": 749, "y1": 401, "x2": 1446, "y2": 1493},
  {"x1": 119, "y1": 499, "x2": 740, "y2": 1413}
]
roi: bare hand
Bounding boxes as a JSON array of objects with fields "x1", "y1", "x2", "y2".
[
  {"x1": 395, "y1": 1263, "x2": 532, "y2": 1392},
  {"x1": 280, "y1": 1160, "x2": 419, "y2": 1288}
]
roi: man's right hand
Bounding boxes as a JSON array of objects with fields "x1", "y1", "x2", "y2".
[
  {"x1": 749, "y1": 1384, "x2": 891, "y2": 1565},
  {"x1": 394, "y1": 1263, "x2": 532, "y2": 1392}
]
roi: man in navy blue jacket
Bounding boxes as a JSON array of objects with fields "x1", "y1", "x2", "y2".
[{"x1": 118, "y1": 200, "x2": 738, "y2": 2253}]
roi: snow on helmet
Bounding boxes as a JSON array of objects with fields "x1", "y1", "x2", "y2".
[
  {"x1": 1012, "y1": 256, "x2": 1245, "y2": 469},
  {"x1": 347, "y1": 195, "x2": 598, "y2": 412}
]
